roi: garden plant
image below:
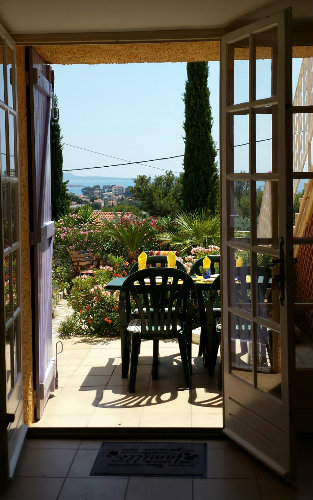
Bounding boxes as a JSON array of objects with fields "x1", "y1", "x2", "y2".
[{"x1": 54, "y1": 208, "x2": 221, "y2": 337}]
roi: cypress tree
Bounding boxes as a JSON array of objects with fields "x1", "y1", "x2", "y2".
[
  {"x1": 182, "y1": 62, "x2": 218, "y2": 213},
  {"x1": 50, "y1": 96, "x2": 70, "y2": 220}
]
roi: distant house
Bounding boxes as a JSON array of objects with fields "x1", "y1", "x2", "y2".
[{"x1": 112, "y1": 185, "x2": 124, "y2": 195}]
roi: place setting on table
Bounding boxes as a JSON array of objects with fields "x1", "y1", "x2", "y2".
[{"x1": 105, "y1": 252, "x2": 220, "y2": 290}]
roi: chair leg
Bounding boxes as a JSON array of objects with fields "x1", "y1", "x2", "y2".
[
  {"x1": 178, "y1": 334, "x2": 192, "y2": 390},
  {"x1": 152, "y1": 339, "x2": 159, "y2": 380},
  {"x1": 129, "y1": 334, "x2": 140, "y2": 393},
  {"x1": 218, "y1": 360, "x2": 222, "y2": 392},
  {"x1": 121, "y1": 331, "x2": 130, "y2": 378}
]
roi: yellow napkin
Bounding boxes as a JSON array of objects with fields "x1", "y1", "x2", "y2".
[
  {"x1": 138, "y1": 251, "x2": 147, "y2": 270},
  {"x1": 203, "y1": 256, "x2": 211, "y2": 270},
  {"x1": 236, "y1": 256, "x2": 243, "y2": 267},
  {"x1": 167, "y1": 251, "x2": 176, "y2": 268}
]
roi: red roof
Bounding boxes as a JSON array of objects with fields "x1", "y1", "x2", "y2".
[{"x1": 93, "y1": 211, "x2": 133, "y2": 222}]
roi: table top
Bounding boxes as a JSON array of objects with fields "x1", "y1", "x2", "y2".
[{"x1": 105, "y1": 274, "x2": 219, "y2": 290}]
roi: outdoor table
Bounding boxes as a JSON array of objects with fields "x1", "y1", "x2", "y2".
[{"x1": 106, "y1": 274, "x2": 220, "y2": 375}]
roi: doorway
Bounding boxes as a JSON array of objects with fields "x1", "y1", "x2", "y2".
[{"x1": 1, "y1": 8, "x2": 313, "y2": 480}]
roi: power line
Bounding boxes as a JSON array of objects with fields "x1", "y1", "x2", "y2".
[
  {"x1": 63, "y1": 143, "x2": 183, "y2": 173},
  {"x1": 62, "y1": 137, "x2": 273, "y2": 172},
  {"x1": 63, "y1": 154, "x2": 184, "y2": 172},
  {"x1": 64, "y1": 143, "x2": 135, "y2": 161}
]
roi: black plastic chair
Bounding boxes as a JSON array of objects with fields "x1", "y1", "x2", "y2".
[
  {"x1": 190, "y1": 255, "x2": 220, "y2": 276},
  {"x1": 195, "y1": 275, "x2": 221, "y2": 376},
  {"x1": 130, "y1": 255, "x2": 187, "y2": 274},
  {"x1": 119, "y1": 267, "x2": 195, "y2": 392},
  {"x1": 190, "y1": 257, "x2": 221, "y2": 375}
]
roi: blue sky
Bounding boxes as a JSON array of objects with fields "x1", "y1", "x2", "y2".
[
  {"x1": 53, "y1": 58, "x2": 302, "y2": 179},
  {"x1": 53, "y1": 62, "x2": 220, "y2": 178}
]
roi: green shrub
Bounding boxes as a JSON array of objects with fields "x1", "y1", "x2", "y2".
[
  {"x1": 102, "y1": 213, "x2": 166, "y2": 263},
  {"x1": 65, "y1": 269, "x2": 120, "y2": 337},
  {"x1": 160, "y1": 211, "x2": 220, "y2": 256},
  {"x1": 58, "y1": 314, "x2": 83, "y2": 337}
]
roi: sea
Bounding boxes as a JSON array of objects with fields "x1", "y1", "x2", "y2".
[{"x1": 64, "y1": 174, "x2": 135, "y2": 195}]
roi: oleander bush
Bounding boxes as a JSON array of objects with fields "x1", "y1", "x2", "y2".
[
  {"x1": 58, "y1": 268, "x2": 122, "y2": 337},
  {"x1": 53, "y1": 210, "x2": 166, "y2": 292},
  {"x1": 178, "y1": 245, "x2": 220, "y2": 274}
]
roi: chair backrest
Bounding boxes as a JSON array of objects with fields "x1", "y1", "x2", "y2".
[
  {"x1": 129, "y1": 255, "x2": 187, "y2": 274},
  {"x1": 119, "y1": 268, "x2": 195, "y2": 337},
  {"x1": 190, "y1": 255, "x2": 220, "y2": 276}
]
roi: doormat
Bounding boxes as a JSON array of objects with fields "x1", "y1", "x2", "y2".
[{"x1": 90, "y1": 442, "x2": 207, "y2": 477}]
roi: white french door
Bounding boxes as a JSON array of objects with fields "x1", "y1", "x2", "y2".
[
  {"x1": 221, "y1": 9, "x2": 295, "y2": 477},
  {"x1": 0, "y1": 26, "x2": 26, "y2": 479}
]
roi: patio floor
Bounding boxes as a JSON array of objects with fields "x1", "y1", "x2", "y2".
[{"x1": 31, "y1": 299, "x2": 222, "y2": 429}]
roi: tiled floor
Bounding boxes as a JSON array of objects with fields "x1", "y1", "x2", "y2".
[
  {"x1": 1, "y1": 436, "x2": 312, "y2": 500},
  {"x1": 31, "y1": 337, "x2": 223, "y2": 429},
  {"x1": 31, "y1": 299, "x2": 222, "y2": 429},
  {"x1": 6, "y1": 301, "x2": 309, "y2": 500}
]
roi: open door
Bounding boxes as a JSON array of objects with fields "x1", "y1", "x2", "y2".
[
  {"x1": 27, "y1": 47, "x2": 55, "y2": 420},
  {"x1": 0, "y1": 29, "x2": 27, "y2": 479},
  {"x1": 221, "y1": 9, "x2": 296, "y2": 476}
]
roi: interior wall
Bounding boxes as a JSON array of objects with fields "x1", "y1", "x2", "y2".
[{"x1": 16, "y1": 46, "x2": 34, "y2": 425}]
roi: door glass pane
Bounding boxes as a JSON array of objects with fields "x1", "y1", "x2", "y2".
[
  {"x1": 295, "y1": 306, "x2": 313, "y2": 369},
  {"x1": 293, "y1": 178, "x2": 313, "y2": 236},
  {"x1": 12, "y1": 251, "x2": 18, "y2": 312},
  {"x1": 0, "y1": 107, "x2": 6, "y2": 175},
  {"x1": 229, "y1": 180, "x2": 250, "y2": 239},
  {"x1": 0, "y1": 41, "x2": 4, "y2": 102},
  {"x1": 6, "y1": 323, "x2": 13, "y2": 393},
  {"x1": 293, "y1": 112, "x2": 313, "y2": 174},
  {"x1": 255, "y1": 107, "x2": 278, "y2": 174},
  {"x1": 9, "y1": 113, "x2": 16, "y2": 176},
  {"x1": 255, "y1": 253, "x2": 280, "y2": 323},
  {"x1": 11, "y1": 182, "x2": 18, "y2": 243},
  {"x1": 254, "y1": 27, "x2": 278, "y2": 100},
  {"x1": 257, "y1": 327, "x2": 281, "y2": 398},
  {"x1": 6, "y1": 46, "x2": 14, "y2": 109},
  {"x1": 233, "y1": 112, "x2": 249, "y2": 173},
  {"x1": 256, "y1": 181, "x2": 279, "y2": 241},
  {"x1": 294, "y1": 244, "x2": 313, "y2": 304},
  {"x1": 14, "y1": 317, "x2": 22, "y2": 378},
  {"x1": 292, "y1": 58, "x2": 313, "y2": 105},
  {"x1": 230, "y1": 313, "x2": 253, "y2": 383},
  {"x1": 229, "y1": 248, "x2": 251, "y2": 312},
  {"x1": 294, "y1": 244, "x2": 313, "y2": 369},
  {"x1": 4, "y1": 255, "x2": 10, "y2": 321},
  {"x1": 292, "y1": 58, "x2": 303, "y2": 101},
  {"x1": 228, "y1": 38, "x2": 249, "y2": 105},
  {"x1": 2, "y1": 182, "x2": 10, "y2": 247}
]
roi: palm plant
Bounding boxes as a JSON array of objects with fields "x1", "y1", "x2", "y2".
[
  {"x1": 102, "y1": 220, "x2": 156, "y2": 263},
  {"x1": 161, "y1": 210, "x2": 220, "y2": 255},
  {"x1": 76, "y1": 205, "x2": 95, "y2": 223}
]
